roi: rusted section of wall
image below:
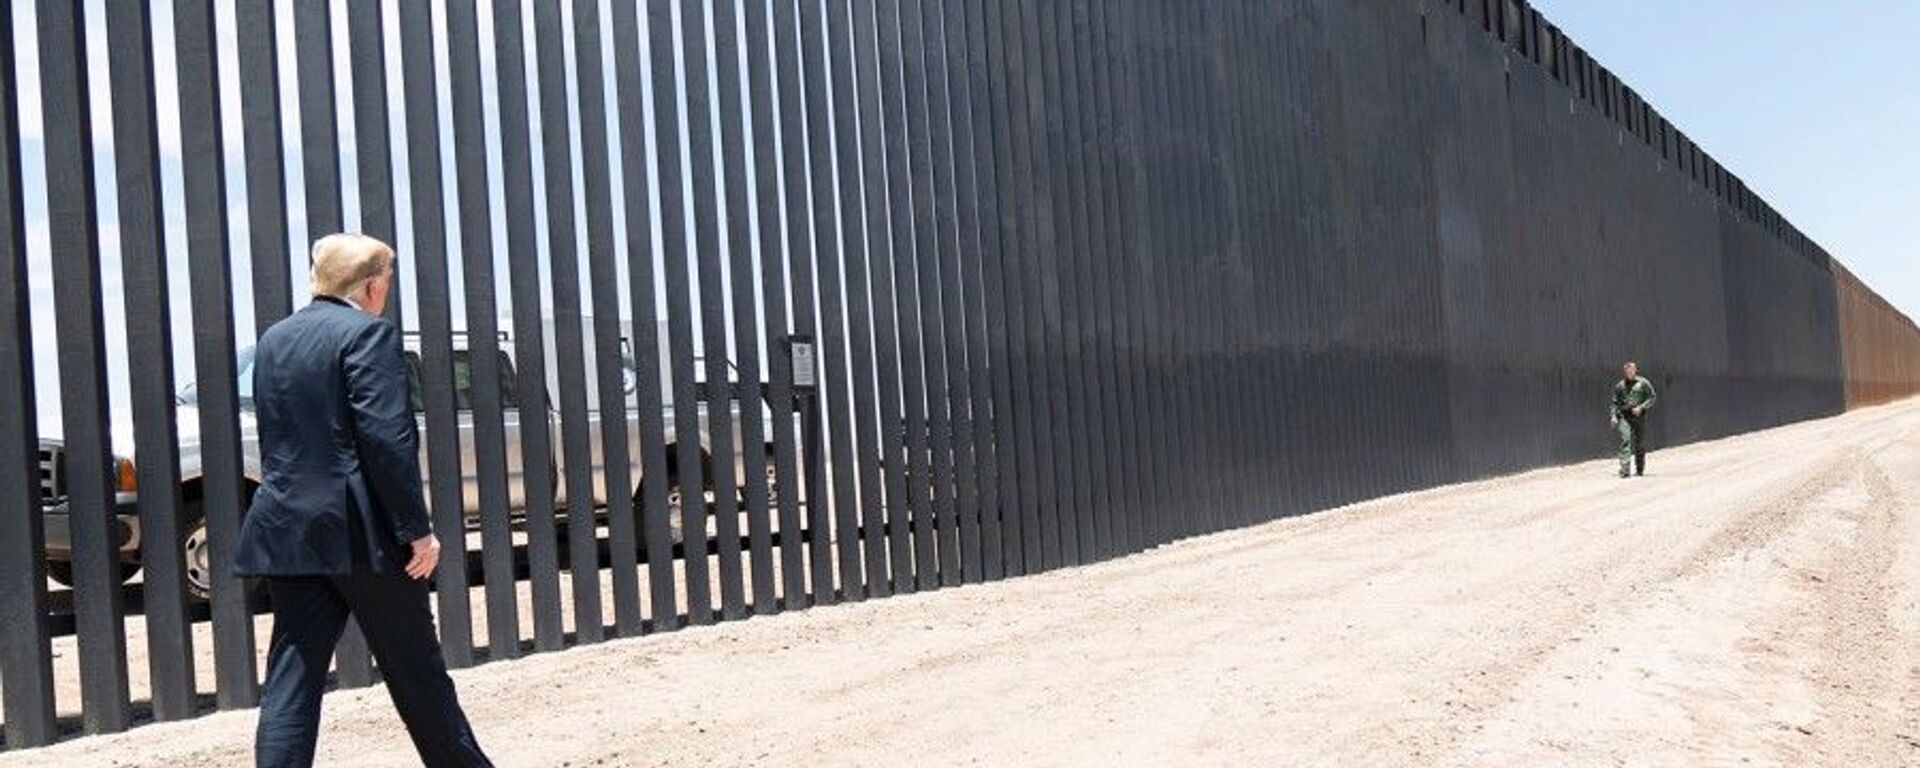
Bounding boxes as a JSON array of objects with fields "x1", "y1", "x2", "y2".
[{"x1": 1834, "y1": 263, "x2": 1920, "y2": 409}]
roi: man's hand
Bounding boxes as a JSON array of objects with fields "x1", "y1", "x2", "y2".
[
  {"x1": 1610, "y1": 416, "x2": 1618, "y2": 428},
  {"x1": 405, "y1": 533, "x2": 441, "y2": 580},
  {"x1": 1632, "y1": 405, "x2": 1644, "y2": 417}
]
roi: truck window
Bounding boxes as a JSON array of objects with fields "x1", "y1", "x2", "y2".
[
  {"x1": 403, "y1": 352, "x2": 427, "y2": 412},
  {"x1": 402, "y1": 350, "x2": 519, "y2": 413}
]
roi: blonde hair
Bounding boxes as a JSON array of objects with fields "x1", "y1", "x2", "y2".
[{"x1": 309, "y1": 233, "x2": 395, "y2": 299}]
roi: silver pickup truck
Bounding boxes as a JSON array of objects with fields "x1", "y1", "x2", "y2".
[{"x1": 37, "y1": 325, "x2": 773, "y2": 599}]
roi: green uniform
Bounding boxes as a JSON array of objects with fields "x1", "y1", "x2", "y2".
[{"x1": 1611, "y1": 376, "x2": 1658, "y2": 477}]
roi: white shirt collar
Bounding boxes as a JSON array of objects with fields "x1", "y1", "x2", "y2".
[{"x1": 340, "y1": 294, "x2": 362, "y2": 311}]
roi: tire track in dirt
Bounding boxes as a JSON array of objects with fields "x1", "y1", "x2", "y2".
[{"x1": 1441, "y1": 424, "x2": 1918, "y2": 766}]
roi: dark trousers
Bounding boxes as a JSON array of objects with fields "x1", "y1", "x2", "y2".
[
  {"x1": 1616, "y1": 415, "x2": 1647, "y2": 476},
  {"x1": 257, "y1": 574, "x2": 491, "y2": 768}
]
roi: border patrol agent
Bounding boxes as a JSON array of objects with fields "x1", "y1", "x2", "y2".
[{"x1": 1610, "y1": 361, "x2": 1658, "y2": 478}]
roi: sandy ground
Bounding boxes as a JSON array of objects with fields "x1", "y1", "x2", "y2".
[{"x1": 7, "y1": 399, "x2": 1920, "y2": 766}]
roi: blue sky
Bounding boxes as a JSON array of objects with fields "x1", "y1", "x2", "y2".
[{"x1": 1533, "y1": 0, "x2": 1920, "y2": 318}]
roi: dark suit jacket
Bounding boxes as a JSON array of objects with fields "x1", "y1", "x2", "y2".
[{"x1": 234, "y1": 295, "x2": 431, "y2": 577}]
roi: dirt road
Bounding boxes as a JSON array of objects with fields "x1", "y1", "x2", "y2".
[{"x1": 7, "y1": 400, "x2": 1920, "y2": 767}]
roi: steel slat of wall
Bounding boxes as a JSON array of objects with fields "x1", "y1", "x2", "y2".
[
  {"x1": 529, "y1": 0, "x2": 606, "y2": 643},
  {"x1": 679, "y1": 0, "x2": 748, "y2": 621},
  {"x1": 1104, "y1": 0, "x2": 1154, "y2": 553},
  {"x1": 173, "y1": 0, "x2": 259, "y2": 712},
  {"x1": 769, "y1": 0, "x2": 826, "y2": 608},
  {"x1": 1202, "y1": 3, "x2": 1238, "y2": 531},
  {"x1": 797, "y1": 0, "x2": 864, "y2": 604},
  {"x1": 444, "y1": 0, "x2": 522, "y2": 660},
  {"x1": 1257, "y1": 0, "x2": 1305, "y2": 519},
  {"x1": 1081, "y1": 0, "x2": 1119, "y2": 548},
  {"x1": 0, "y1": 2, "x2": 56, "y2": 745},
  {"x1": 910, "y1": 0, "x2": 967, "y2": 588},
  {"x1": 895, "y1": 0, "x2": 950, "y2": 590},
  {"x1": 932, "y1": 0, "x2": 988, "y2": 584},
  {"x1": 1251, "y1": 0, "x2": 1297, "y2": 522},
  {"x1": 647, "y1": 0, "x2": 712, "y2": 626},
  {"x1": 1322, "y1": 5, "x2": 1366, "y2": 491},
  {"x1": 1205, "y1": 3, "x2": 1236, "y2": 529},
  {"x1": 235, "y1": 2, "x2": 291, "y2": 326},
  {"x1": 1244, "y1": 0, "x2": 1274, "y2": 514},
  {"x1": 1140, "y1": 0, "x2": 1174, "y2": 543},
  {"x1": 396, "y1": 0, "x2": 476, "y2": 666},
  {"x1": 1132, "y1": 0, "x2": 1178, "y2": 547},
  {"x1": 990, "y1": 0, "x2": 1036, "y2": 576},
  {"x1": 1131, "y1": 0, "x2": 1170, "y2": 544},
  {"x1": 1174, "y1": 6, "x2": 1213, "y2": 536},
  {"x1": 892, "y1": 0, "x2": 937, "y2": 588},
  {"x1": 1172, "y1": 5, "x2": 1213, "y2": 538},
  {"x1": 999, "y1": 0, "x2": 1049, "y2": 571},
  {"x1": 607, "y1": 0, "x2": 677, "y2": 631},
  {"x1": 1202, "y1": 0, "x2": 1249, "y2": 530},
  {"x1": 1017, "y1": 0, "x2": 1070, "y2": 568},
  {"x1": 710, "y1": 0, "x2": 776, "y2": 616},
  {"x1": 1046, "y1": 0, "x2": 1095, "y2": 563},
  {"x1": 866, "y1": 0, "x2": 927, "y2": 592},
  {"x1": 1099, "y1": 0, "x2": 1140, "y2": 545},
  {"x1": 570, "y1": 0, "x2": 642, "y2": 637},
  {"x1": 102, "y1": 0, "x2": 193, "y2": 722},
  {"x1": 1054, "y1": 0, "x2": 1106, "y2": 560},
  {"x1": 1258, "y1": 0, "x2": 1306, "y2": 517},
  {"x1": 847, "y1": 0, "x2": 908, "y2": 595},
  {"x1": 1220, "y1": 0, "x2": 1267, "y2": 526},
  {"x1": 1083, "y1": 0, "x2": 1127, "y2": 554},
  {"x1": 1234, "y1": 0, "x2": 1264, "y2": 527},
  {"x1": 821, "y1": 0, "x2": 886, "y2": 601},
  {"x1": 37, "y1": 0, "x2": 130, "y2": 732},
  {"x1": 954, "y1": 0, "x2": 1010, "y2": 581},
  {"x1": 491, "y1": 0, "x2": 567, "y2": 650},
  {"x1": 906, "y1": 0, "x2": 960, "y2": 587},
  {"x1": 747, "y1": 0, "x2": 806, "y2": 611},
  {"x1": 347, "y1": 0, "x2": 402, "y2": 325}
]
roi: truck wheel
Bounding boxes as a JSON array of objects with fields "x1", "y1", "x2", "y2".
[
  {"x1": 181, "y1": 511, "x2": 214, "y2": 601},
  {"x1": 764, "y1": 459, "x2": 781, "y2": 510},
  {"x1": 634, "y1": 483, "x2": 688, "y2": 554},
  {"x1": 180, "y1": 498, "x2": 264, "y2": 603},
  {"x1": 45, "y1": 560, "x2": 139, "y2": 590}
]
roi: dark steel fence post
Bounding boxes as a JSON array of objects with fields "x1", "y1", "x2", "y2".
[
  {"x1": 711, "y1": 0, "x2": 777, "y2": 617},
  {"x1": 104, "y1": 0, "x2": 194, "y2": 722},
  {"x1": 492, "y1": 0, "x2": 567, "y2": 651},
  {"x1": 397, "y1": 0, "x2": 477, "y2": 666},
  {"x1": 527, "y1": 0, "x2": 606, "y2": 645},
  {"x1": 571, "y1": 0, "x2": 644, "y2": 637},
  {"x1": 803, "y1": 0, "x2": 872, "y2": 603},
  {"x1": 38, "y1": 0, "x2": 131, "y2": 733},
  {"x1": 0, "y1": 2, "x2": 55, "y2": 745},
  {"x1": 678, "y1": 0, "x2": 749, "y2": 622},
  {"x1": 761, "y1": 0, "x2": 817, "y2": 610},
  {"x1": 444, "y1": 0, "x2": 521, "y2": 661},
  {"x1": 175, "y1": 0, "x2": 260, "y2": 712},
  {"x1": 649, "y1": 0, "x2": 714, "y2": 627},
  {"x1": 609, "y1": 0, "x2": 679, "y2": 631}
]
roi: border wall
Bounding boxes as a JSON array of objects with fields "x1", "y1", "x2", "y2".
[{"x1": 3, "y1": 0, "x2": 1918, "y2": 748}]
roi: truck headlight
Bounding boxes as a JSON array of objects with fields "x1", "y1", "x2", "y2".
[{"x1": 114, "y1": 457, "x2": 137, "y2": 493}]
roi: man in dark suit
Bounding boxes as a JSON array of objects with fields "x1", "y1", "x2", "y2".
[{"x1": 235, "y1": 233, "x2": 491, "y2": 768}]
